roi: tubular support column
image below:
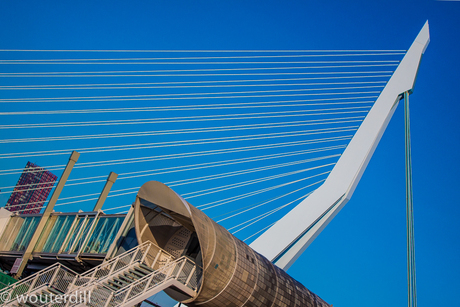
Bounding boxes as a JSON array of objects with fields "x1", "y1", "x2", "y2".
[
  {"x1": 14, "y1": 151, "x2": 80, "y2": 279},
  {"x1": 93, "y1": 172, "x2": 118, "y2": 211},
  {"x1": 404, "y1": 91, "x2": 417, "y2": 307}
]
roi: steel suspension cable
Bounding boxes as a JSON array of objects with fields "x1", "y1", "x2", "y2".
[
  {"x1": 66, "y1": 145, "x2": 345, "y2": 185},
  {"x1": 170, "y1": 160, "x2": 336, "y2": 196},
  {"x1": 0, "y1": 90, "x2": 382, "y2": 104},
  {"x1": 0, "y1": 115, "x2": 366, "y2": 144},
  {"x1": 220, "y1": 183, "x2": 319, "y2": 225},
  {"x1": 0, "y1": 97, "x2": 376, "y2": 116},
  {"x1": 0, "y1": 126, "x2": 357, "y2": 160},
  {"x1": 0, "y1": 52, "x2": 405, "y2": 62},
  {"x1": 231, "y1": 190, "x2": 314, "y2": 235},
  {"x1": 198, "y1": 171, "x2": 329, "y2": 211},
  {"x1": 0, "y1": 106, "x2": 371, "y2": 129},
  {"x1": 243, "y1": 223, "x2": 276, "y2": 242},
  {"x1": 1, "y1": 145, "x2": 344, "y2": 197},
  {"x1": 0, "y1": 85, "x2": 383, "y2": 104},
  {"x1": 182, "y1": 166, "x2": 331, "y2": 199},
  {"x1": 0, "y1": 69, "x2": 397, "y2": 78},
  {"x1": 231, "y1": 196, "x2": 305, "y2": 234},
  {"x1": 0, "y1": 59, "x2": 400, "y2": 65},
  {"x1": 0, "y1": 135, "x2": 352, "y2": 176},
  {"x1": 0, "y1": 80, "x2": 387, "y2": 91},
  {"x1": 0, "y1": 75, "x2": 391, "y2": 91},
  {"x1": 0, "y1": 49, "x2": 407, "y2": 52},
  {"x1": 21, "y1": 157, "x2": 335, "y2": 212}
]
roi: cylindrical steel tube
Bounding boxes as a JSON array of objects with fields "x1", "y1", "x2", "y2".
[{"x1": 134, "y1": 181, "x2": 330, "y2": 307}]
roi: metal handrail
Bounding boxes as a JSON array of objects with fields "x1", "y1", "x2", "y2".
[
  {"x1": 0, "y1": 263, "x2": 79, "y2": 305},
  {"x1": 1, "y1": 242, "x2": 181, "y2": 307},
  {"x1": 39, "y1": 242, "x2": 177, "y2": 307},
  {"x1": 73, "y1": 241, "x2": 173, "y2": 289},
  {"x1": 100, "y1": 257, "x2": 199, "y2": 307}
]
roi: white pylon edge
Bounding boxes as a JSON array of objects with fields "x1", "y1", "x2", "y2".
[{"x1": 250, "y1": 21, "x2": 430, "y2": 270}]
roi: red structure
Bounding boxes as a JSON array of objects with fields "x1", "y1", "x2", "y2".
[{"x1": 5, "y1": 162, "x2": 57, "y2": 215}]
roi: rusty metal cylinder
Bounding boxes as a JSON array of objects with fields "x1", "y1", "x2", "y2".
[{"x1": 134, "y1": 181, "x2": 330, "y2": 307}]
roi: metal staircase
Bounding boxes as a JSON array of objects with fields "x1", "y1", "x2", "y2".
[
  {"x1": 0, "y1": 263, "x2": 78, "y2": 307},
  {"x1": 0, "y1": 242, "x2": 201, "y2": 307},
  {"x1": 78, "y1": 256, "x2": 199, "y2": 307}
]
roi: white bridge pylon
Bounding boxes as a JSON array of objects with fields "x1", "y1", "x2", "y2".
[{"x1": 250, "y1": 21, "x2": 430, "y2": 270}]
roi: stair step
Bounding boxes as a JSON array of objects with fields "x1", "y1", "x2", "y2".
[
  {"x1": 119, "y1": 274, "x2": 136, "y2": 283},
  {"x1": 112, "y1": 277, "x2": 129, "y2": 286},
  {"x1": 124, "y1": 271, "x2": 142, "y2": 281},
  {"x1": 47, "y1": 287, "x2": 63, "y2": 295},
  {"x1": 103, "y1": 282, "x2": 120, "y2": 292},
  {"x1": 128, "y1": 268, "x2": 146, "y2": 278},
  {"x1": 134, "y1": 266, "x2": 154, "y2": 276},
  {"x1": 139, "y1": 263, "x2": 155, "y2": 272},
  {"x1": 104, "y1": 281, "x2": 122, "y2": 291}
]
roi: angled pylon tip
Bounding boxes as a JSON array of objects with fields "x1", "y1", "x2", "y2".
[{"x1": 415, "y1": 20, "x2": 430, "y2": 54}]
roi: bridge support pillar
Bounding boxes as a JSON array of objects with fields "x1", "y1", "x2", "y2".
[
  {"x1": 93, "y1": 172, "x2": 118, "y2": 211},
  {"x1": 13, "y1": 151, "x2": 80, "y2": 279}
]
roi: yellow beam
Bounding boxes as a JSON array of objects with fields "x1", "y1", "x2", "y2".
[
  {"x1": 93, "y1": 172, "x2": 118, "y2": 211},
  {"x1": 13, "y1": 151, "x2": 80, "y2": 278}
]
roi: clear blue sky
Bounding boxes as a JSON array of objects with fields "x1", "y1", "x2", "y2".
[{"x1": 0, "y1": 1, "x2": 459, "y2": 306}]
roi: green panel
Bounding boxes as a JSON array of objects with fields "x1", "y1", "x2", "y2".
[
  {"x1": 10, "y1": 218, "x2": 31, "y2": 251},
  {"x1": 0, "y1": 271, "x2": 16, "y2": 290},
  {"x1": 42, "y1": 215, "x2": 76, "y2": 253},
  {"x1": 84, "y1": 217, "x2": 123, "y2": 254},
  {"x1": 99, "y1": 217, "x2": 123, "y2": 254},
  {"x1": 71, "y1": 217, "x2": 95, "y2": 253},
  {"x1": 10, "y1": 216, "x2": 40, "y2": 252},
  {"x1": 62, "y1": 217, "x2": 84, "y2": 253}
]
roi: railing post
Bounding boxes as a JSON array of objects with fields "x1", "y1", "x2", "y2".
[
  {"x1": 107, "y1": 258, "x2": 119, "y2": 277},
  {"x1": 185, "y1": 265, "x2": 196, "y2": 286},
  {"x1": 128, "y1": 242, "x2": 144, "y2": 266},
  {"x1": 25, "y1": 264, "x2": 58, "y2": 295},
  {"x1": 91, "y1": 266, "x2": 98, "y2": 280},
  {"x1": 48, "y1": 264, "x2": 61, "y2": 288},
  {"x1": 103, "y1": 292, "x2": 114, "y2": 307},
  {"x1": 121, "y1": 284, "x2": 134, "y2": 305},
  {"x1": 4, "y1": 285, "x2": 12, "y2": 303},
  {"x1": 151, "y1": 250, "x2": 162, "y2": 269},
  {"x1": 169, "y1": 260, "x2": 177, "y2": 278},
  {"x1": 129, "y1": 249, "x2": 138, "y2": 266},
  {"x1": 140, "y1": 242, "x2": 152, "y2": 263},
  {"x1": 175, "y1": 258, "x2": 187, "y2": 280},
  {"x1": 68, "y1": 274, "x2": 78, "y2": 292},
  {"x1": 64, "y1": 288, "x2": 74, "y2": 307},
  {"x1": 26, "y1": 269, "x2": 43, "y2": 294},
  {"x1": 5, "y1": 283, "x2": 16, "y2": 304},
  {"x1": 145, "y1": 269, "x2": 157, "y2": 290}
]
